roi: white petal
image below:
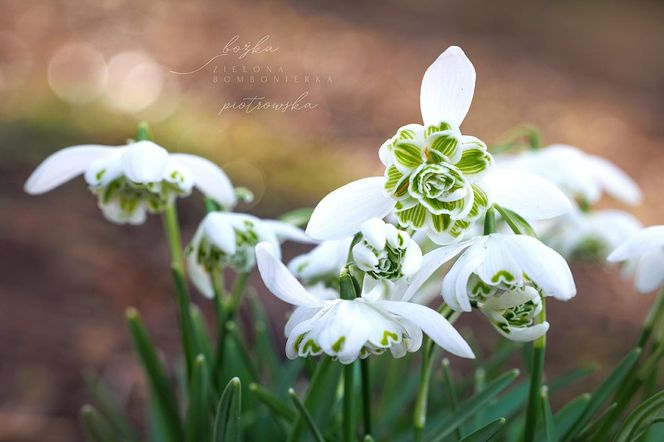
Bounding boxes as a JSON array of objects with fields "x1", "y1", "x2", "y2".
[
  {"x1": 353, "y1": 242, "x2": 379, "y2": 271},
  {"x1": 121, "y1": 141, "x2": 169, "y2": 183},
  {"x1": 285, "y1": 306, "x2": 320, "y2": 337},
  {"x1": 480, "y1": 286, "x2": 539, "y2": 310},
  {"x1": 420, "y1": 46, "x2": 476, "y2": 127},
  {"x1": 24, "y1": 145, "x2": 117, "y2": 194},
  {"x1": 306, "y1": 177, "x2": 395, "y2": 240},
  {"x1": 170, "y1": 153, "x2": 237, "y2": 209},
  {"x1": 202, "y1": 213, "x2": 237, "y2": 255},
  {"x1": 163, "y1": 159, "x2": 194, "y2": 193},
  {"x1": 185, "y1": 248, "x2": 214, "y2": 298},
  {"x1": 634, "y1": 251, "x2": 664, "y2": 293},
  {"x1": 288, "y1": 238, "x2": 352, "y2": 282},
  {"x1": 378, "y1": 300, "x2": 475, "y2": 358},
  {"x1": 262, "y1": 220, "x2": 316, "y2": 244},
  {"x1": 476, "y1": 236, "x2": 523, "y2": 285},
  {"x1": 84, "y1": 153, "x2": 124, "y2": 187},
  {"x1": 255, "y1": 242, "x2": 325, "y2": 308},
  {"x1": 482, "y1": 168, "x2": 572, "y2": 220},
  {"x1": 608, "y1": 226, "x2": 664, "y2": 262},
  {"x1": 361, "y1": 218, "x2": 388, "y2": 250},
  {"x1": 100, "y1": 200, "x2": 147, "y2": 225},
  {"x1": 402, "y1": 241, "x2": 472, "y2": 302},
  {"x1": 444, "y1": 243, "x2": 487, "y2": 311},
  {"x1": 401, "y1": 241, "x2": 423, "y2": 276},
  {"x1": 587, "y1": 155, "x2": 642, "y2": 205},
  {"x1": 499, "y1": 322, "x2": 549, "y2": 342}
]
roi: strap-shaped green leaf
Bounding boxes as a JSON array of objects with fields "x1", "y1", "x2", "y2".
[
  {"x1": 615, "y1": 390, "x2": 664, "y2": 442},
  {"x1": 288, "y1": 388, "x2": 326, "y2": 442},
  {"x1": 278, "y1": 207, "x2": 314, "y2": 227},
  {"x1": 552, "y1": 394, "x2": 591, "y2": 438},
  {"x1": 539, "y1": 387, "x2": 558, "y2": 442},
  {"x1": 80, "y1": 404, "x2": 119, "y2": 442},
  {"x1": 84, "y1": 372, "x2": 139, "y2": 442},
  {"x1": 249, "y1": 383, "x2": 296, "y2": 421},
  {"x1": 575, "y1": 402, "x2": 616, "y2": 441},
  {"x1": 213, "y1": 377, "x2": 242, "y2": 442},
  {"x1": 126, "y1": 308, "x2": 183, "y2": 442},
  {"x1": 459, "y1": 417, "x2": 506, "y2": 442},
  {"x1": 186, "y1": 355, "x2": 211, "y2": 442}
]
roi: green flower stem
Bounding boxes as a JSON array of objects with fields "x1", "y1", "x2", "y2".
[
  {"x1": 343, "y1": 363, "x2": 355, "y2": 442},
  {"x1": 161, "y1": 203, "x2": 198, "y2": 381},
  {"x1": 637, "y1": 288, "x2": 664, "y2": 348},
  {"x1": 414, "y1": 307, "x2": 460, "y2": 442},
  {"x1": 360, "y1": 358, "x2": 372, "y2": 437},
  {"x1": 524, "y1": 298, "x2": 547, "y2": 442}
]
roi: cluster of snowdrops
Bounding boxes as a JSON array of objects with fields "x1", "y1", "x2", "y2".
[{"x1": 25, "y1": 47, "x2": 664, "y2": 442}]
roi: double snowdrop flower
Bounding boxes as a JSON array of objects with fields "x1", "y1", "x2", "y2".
[
  {"x1": 608, "y1": 226, "x2": 664, "y2": 293},
  {"x1": 25, "y1": 140, "x2": 236, "y2": 224},
  {"x1": 500, "y1": 144, "x2": 641, "y2": 206},
  {"x1": 405, "y1": 234, "x2": 576, "y2": 341},
  {"x1": 306, "y1": 46, "x2": 570, "y2": 245},
  {"x1": 255, "y1": 242, "x2": 474, "y2": 364},
  {"x1": 186, "y1": 212, "x2": 313, "y2": 298}
]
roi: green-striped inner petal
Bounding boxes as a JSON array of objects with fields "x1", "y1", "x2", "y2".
[
  {"x1": 424, "y1": 121, "x2": 452, "y2": 137},
  {"x1": 396, "y1": 203, "x2": 427, "y2": 228},
  {"x1": 394, "y1": 142, "x2": 423, "y2": 168},
  {"x1": 428, "y1": 134, "x2": 459, "y2": 163},
  {"x1": 456, "y1": 146, "x2": 493, "y2": 176}
]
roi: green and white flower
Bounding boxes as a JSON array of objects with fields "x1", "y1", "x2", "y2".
[
  {"x1": 288, "y1": 238, "x2": 353, "y2": 285},
  {"x1": 255, "y1": 242, "x2": 474, "y2": 364},
  {"x1": 352, "y1": 218, "x2": 422, "y2": 280},
  {"x1": 186, "y1": 212, "x2": 312, "y2": 298},
  {"x1": 499, "y1": 144, "x2": 642, "y2": 206},
  {"x1": 24, "y1": 140, "x2": 236, "y2": 224},
  {"x1": 608, "y1": 225, "x2": 664, "y2": 293},
  {"x1": 404, "y1": 234, "x2": 575, "y2": 341},
  {"x1": 306, "y1": 47, "x2": 571, "y2": 244}
]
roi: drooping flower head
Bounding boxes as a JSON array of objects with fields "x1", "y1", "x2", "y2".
[
  {"x1": 306, "y1": 47, "x2": 571, "y2": 245},
  {"x1": 255, "y1": 242, "x2": 474, "y2": 363},
  {"x1": 24, "y1": 139, "x2": 236, "y2": 224},
  {"x1": 608, "y1": 225, "x2": 664, "y2": 293},
  {"x1": 186, "y1": 212, "x2": 312, "y2": 298},
  {"x1": 405, "y1": 234, "x2": 576, "y2": 341}
]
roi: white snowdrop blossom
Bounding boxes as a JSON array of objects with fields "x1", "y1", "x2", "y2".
[
  {"x1": 500, "y1": 144, "x2": 641, "y2": 206},
  {"x1": 288, "y1": 238, "x2": 352, "y2": 285},
  {"x1": 405, "y1": 234, "x2": 576, "y2": 342},
  {"x1": 608, "y1": 226, "x2": 664, "y2": 293},
  {"x1": 186, "y1": 212, "x2": 312, "y2": 298},
  {"x1": 24, "y1": 140, "x2": 236, "y2": 224},
  {"x1": 255, "y1": 242, "x2": 474, "y2": 364},
  {"x1": 542, "y1": 207, "x2": 642, "y2": 261},
  {"x1": 352, "y1": 218, "x2": 422, "y2": 281},
  {"x1": 306, "y1": 46, "x2": 571, "y2": 244}
]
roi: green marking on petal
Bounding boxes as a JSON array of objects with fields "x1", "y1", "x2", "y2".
[
  {"x1": 456, "y1": 145, "x2": 494, "y2": 176},
  {"x1": 397, "y1": 128, "x2": 417, "y2": 140},
  {"x1": 381, "y1": 330, "x2": 399, "y2": 346},
  {"x1": 466, "y1": 184, "x2": 489, "y2": 219},
  {"x1": 430, "y1": 213, "x2": 451, "y2": 233},
  {"x1": 332, "y1": 336, "x2": 345, "y2": 352},
  {"x1": 393, "y1": 141, "x2": 423, "y2": 168},
  {"x1": 424, "y1": 121, "x2": 452, "y2": 137},
  {"x1": 303, "y1": 339, "x2": 321, "y2": 354},
  {"x1": 491, "y1": 270, "x2": 515, "y2": 284},
  {"x1": 427, "y1": 133, "x2": 459, "y2": 163},
  {"x1": 396, "y1": 203, "x2": 427, "y2": 229},
  {"x1": 384, "y1": 165, "x2": 404, "y2": 192}
]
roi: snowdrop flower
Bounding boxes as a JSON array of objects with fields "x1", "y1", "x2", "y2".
[
  {"x1": 543, "y1": 207, "x2": 642, "y2": 261},
  {"x1": 608, "y1": 226, "x2": 664, "y2": 293},
  {"x1": 24, "y1": 140, "x2": 236, "y2": 224},
  {"x1": 404, "y1": 234, "x2": 576, "y2": 341},
  {"x1": 186, "y1": 212, "x2": 312, "y2": 298},
  {"x1": 255, "y1": 242, "x2": 474, "y2": 363},
  {"x1": 500, "y1": 144, "x2": 641, "y2": 206},
  {"x1": 306, "y1": 46, "x2": 571, "y2": 244},
  {"x1": 288, "y1": 238, "x2": 352, "y2": 285},
  {"x1": 352, "y1": 218, "x2": 422, "y2": 280}
]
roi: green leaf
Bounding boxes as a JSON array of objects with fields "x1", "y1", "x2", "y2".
[
  {"x1": 249, "y1": 383, "x2": 296, "y2": 421},
  {"x1": 84, "y1": 372, "x2": 139, "y2": 442},
  {"x1": 248, "y1": 292, "x2": 281, "y2": 381},
  {"x1": 80, "y1": 404, "x2": 119, "y2": 442},
  {"x1": 553, "y1": 394, "x2": 591, "y2": 438},
  {"x1": 170, "y1": 265, "x2": 200, "y2": 381},
  {"x1": 575, "y1": 402, "x2": 616, "y2": 441},
  {"x1": 428, "y1": 369, "x2": 520, "y2": 442},
  {"x1": 494, "y1": 205, "x2": 537, "y2": 237},
  {"x1": 459, "y1": 417, "x2": 506, "y2": 442},
  {"x1": 190, "y1": 305, "x2": 213, "y2": 365},
  {"x1": 278, "y1": 207, "x2": 314, "y2": 227},
  {"x1": 186, "y1": 355, "x2": 211, "y2": 442},
  {"x1": 213, "y1": 377, "x2": 242, "y2": 442},
  {"x1": 288, "y1": 388, "x2": 326, "y2": 442},
  {"x1": 562, "y1": 348, "x2": 641, "y2": 441},
  {"x1": 126, "y1": 308, "x2": 183, "y2": 442},
  {"x1": 615, "y1": 390, "x2": 664, "y2": 442},
  {"x1": 540, "y1": 387, "x2": 558, "y2": 442}
]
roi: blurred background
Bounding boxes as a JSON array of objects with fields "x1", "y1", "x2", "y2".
[{"x1": 1, "y1": 0, "x2": 663, "y2": 440}]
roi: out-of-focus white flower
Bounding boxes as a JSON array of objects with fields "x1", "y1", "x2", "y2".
[
  {"x1": 186, "y1": 212, "x2": 312, "y2": 298},
  {"x1": 255, "y1": 242, "x2": 474, "y2": 363},
  {"x1": 288, "y1": 238, "x2": 352, "y2": 285},
  {"x1": 306, "y1": 47, "x2": 570, "y2": 244},
  {"x1": 543, "y1": 207, "x2": 642, "y2": 261},
  {"x1": 499, "y1": 144, "x2": 641, "y2": 206},
  {"x1": 24, "y1": 140, "x2": 236, "y2": 224},
  {"x1": 352, "y1": 218, "x2": 422, "y2": 280},
  {"x1": 405, "y1": 234, "x2": 576, "y2": 341},
  {"x1": 608, "y1": 226, "x2": 664, "y2": 293}
]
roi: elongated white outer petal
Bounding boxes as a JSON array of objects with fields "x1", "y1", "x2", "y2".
[
  {"x1": 24, "y1": 145, "x2": 117, "y2": 194},
  {"x1": 500, "y1": 322, "x2": 549, "y2": 342},
  {"x1": 170, "y1": 153, "x2": 237, "y2": 209},
  {"x1": 420, "y1": 46, "x2": 476, "y2": 127},
  {"x1": 482, "y1": 168, "x2": 572, "y2": 220},
  {"x1": 186, "y1": 249, "x2": 215, "y2": 298},
  {"x1": 608, "y1": 226, "x2": 664, "y2": 262},
  {"x1": 306, "y1": 177, "x2": 395, "y2": 240},
  {"x1": 402, "y1": 241, "x2": 471, "y2": 302},
  {"x1": 121, "y1": 141, "x2": 169, "y2": 183},
  {"x1": 443, "y1": 243, "x2": 487, "y2": 311},
  {"x1": 402, "y1": 241, "x2": 423, "y2": 276},
  {"x1": 587, "y1": 156, "x2": 642, "y2": 205},
  {"x1": 361, "y1": 218, "x2": 388, "y2": 250},
  {"x1": 262, "y1": 220, "x2": 316, "y2": 244},
  {"x1": 378, "y1": 300, "x2": 475, "y2": 358},
  {"x1": 202, "y1": 213, "x2": 237, "y2": 255},
  {"x1": 255, "y1": 242, "x2": 325, "y2": 308},
  {"x1": 634, "y1": 252, "x2": 664, "y2": 293}
]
